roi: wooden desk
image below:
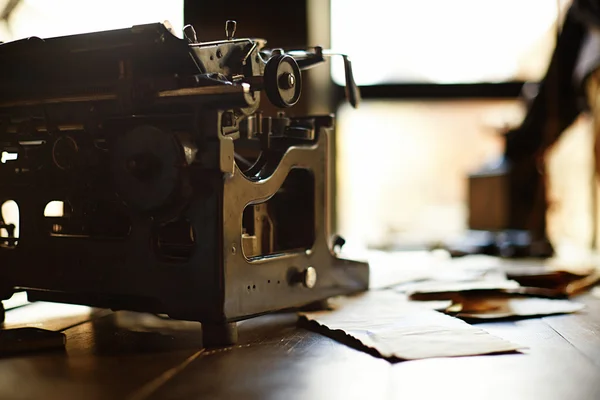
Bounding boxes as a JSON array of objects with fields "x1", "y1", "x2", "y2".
[{"x1": 1, "y1": 292, "x2": 599, "y2": 400}]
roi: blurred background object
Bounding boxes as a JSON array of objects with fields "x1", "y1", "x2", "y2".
[
  {"x1": 327, "y1": 0, "x2": 590, "y2": 257},
  {"x1": 330, "y1": 0, "x2": 570, "y2": 85},
  {"x1": 336, "y1": 99, "x2": 515, "y2": 249}
]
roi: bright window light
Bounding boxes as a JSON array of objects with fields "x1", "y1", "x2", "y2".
[
  {"x1": 1, "y1": 151, "x2": 18, "y2": 163},
  {"x1": 1, "y1": 200, "x2": 19, "y2": 238},
  {"x1": 331, "y1": 0, "x2": 571, "y2": 85},
  {"x1": 0, "y1": 0, "x2": 183, "y2": 42},
  {"x1": 44, "y1": 201, "x2": 64, "y2": 218}
]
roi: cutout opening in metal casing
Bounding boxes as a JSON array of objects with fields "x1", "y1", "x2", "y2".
[
  {"x1": 44, "y1": 201, "x2": 64, "y2": 217},
  {"x1": 242, "y1": 168, "x2": 315, "y2": 259},
  {"x1": 1, "y1": 200, "x2": 19, "y2": 248}
]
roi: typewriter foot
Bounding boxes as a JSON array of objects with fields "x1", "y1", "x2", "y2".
[
  {"x1": 298, "y1": 299, "x2": 330, "y2": 312},
  {"x1": 202, "y1": 322, "x2": 238, "y2": 347}
]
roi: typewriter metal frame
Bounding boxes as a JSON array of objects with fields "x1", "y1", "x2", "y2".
[{"x1": 0, "y1": 22, "x2": 368, "y2": 344}]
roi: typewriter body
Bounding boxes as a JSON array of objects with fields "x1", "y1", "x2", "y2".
[{"x1": 0, "y1": 21, "x2": 368, "y2": 344}]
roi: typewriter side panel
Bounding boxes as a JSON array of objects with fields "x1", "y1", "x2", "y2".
[
  {"x1": 0, "y1": 113, "x2": 227, "y2": 323},
  {"x1": 0, "y1": 190, "x2": 226, "y2": 323},
  {"x1": 221, "y1": 119, "x2": 369, "y2": 321},
  {"x1": 0, "y1": 22, "x2": 254, "y2": 323}
]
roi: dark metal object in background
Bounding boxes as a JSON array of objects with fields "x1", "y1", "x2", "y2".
[
  {"x1": 0, "y1": 21, "x2": 368, "y2": 346},
  {"x1": 463, "y1": 3, "x2": 600, "y2": 258},
  {"x1": 0, "y1": 0, "x2": 21, "y2": 44},
  {"x1": 0, "y1": 0, "x2": 21, "y2": 25}
]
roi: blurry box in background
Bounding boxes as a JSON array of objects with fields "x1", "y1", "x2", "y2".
[{"x1": 335, "y1": 99, "x2": 521, "y2": 249}]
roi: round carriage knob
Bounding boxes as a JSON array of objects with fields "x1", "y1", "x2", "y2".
[
  {"x1": 225, "y1": 20, "x2": 236, "y2": 40},
  {"x1": 264, "y1": 54, "x2": 302, "y2": 108}
]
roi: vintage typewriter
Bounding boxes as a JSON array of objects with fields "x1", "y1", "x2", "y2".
[{"x1": 0, "y1": 21, "x2": 368, "y2": 344}]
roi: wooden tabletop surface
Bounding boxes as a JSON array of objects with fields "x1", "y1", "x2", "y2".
[{"x1": 0, "y1": 289, "x2": 599, "y2": 400}]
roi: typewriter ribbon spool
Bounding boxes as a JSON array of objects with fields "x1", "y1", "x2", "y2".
[{"x1": 111, "y1": 125, "x2": 191, "y2": 215}]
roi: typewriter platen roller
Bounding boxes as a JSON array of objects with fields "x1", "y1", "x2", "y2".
[{"x1": 0, "y1": 21, "x2": 368, "y2": 344}]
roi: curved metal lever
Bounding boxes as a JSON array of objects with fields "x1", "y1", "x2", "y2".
[{"x1": 286, "y1": 47, "x2": 361, "y2": 108}]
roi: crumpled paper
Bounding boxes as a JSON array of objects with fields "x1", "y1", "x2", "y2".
[{"x1": 299, "y1": 291, "x2": 523, "y2": 361}]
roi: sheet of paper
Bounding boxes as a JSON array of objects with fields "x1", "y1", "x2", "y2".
[
  {"x1": 1, "y1": 292, "x2": 29, "y2": 310},
  {"x1": 365, "y1": 251, "x2": 439, "y2": 289},
  {"x1": 501, "y1": 260, "x2": 597, "y2": 295},
  {"x1": 299, "y1": 291, "x2": 523, "y2": 361},
  {"x1": 359, "y1": 251, "x2": 508, "y2": 290},
  {"x1": 454, "y1": 297, "x2": 584, "y2": 320},
  {"x1": 402, "y1": 280, "x2": 520, "y2": 296}
]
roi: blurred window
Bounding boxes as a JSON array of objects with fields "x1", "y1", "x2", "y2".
[
  {"x1": 335, "y1": 100, "x2": 522, "y2": 249},
  {"x1": 331, "y1": 1, "x2": 575, "y2": 249},
  {"x1": 331, "y1": 0, "x2": 571, "y2": 85},
  {"x1": 0, "y1": 0, "x2": 183, "y2": 42}
]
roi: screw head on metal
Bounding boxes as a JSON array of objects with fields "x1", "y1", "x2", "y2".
[
  {"x1": 225, "y1": 20, "x2": 237, "y2": 40},
  {"x1": 279, "y1": 72, "x2": 295, "y2": 89}
]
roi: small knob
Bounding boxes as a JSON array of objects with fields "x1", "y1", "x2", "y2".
[
  {"x1": 264, "y1": 54, "x2": 302, "y2": 108},
  {"x1": 290, "y1": 266, "x2": 317, "y2": 289},
  {"x1": 302, "y1": 267, "x2": 317, "y2": 289},
  {"x1": 225, "y1": 20, "x2": 236, "y2": 40},
  {"x1": 183, "y1": 24, "x2": 198, "y2": 44}
]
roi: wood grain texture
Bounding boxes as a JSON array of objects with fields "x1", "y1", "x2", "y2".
[
  {"x1": 542, "y1": 293, "x2": 600, "y2": 367},
  {"x1": 0, "y1": 293, "x2": 598, "y2": 400}
]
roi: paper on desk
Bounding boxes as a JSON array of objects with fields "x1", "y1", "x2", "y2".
[
  {"x1": 299, "y1": 291, "x2": 523, "y2": 361},
  {"x1": 366, "y1": 251, "x2": 439, "y2": 289},
  {"x1": 402, "y1": 279, "x2": 520, "y2": 297},
  {"x1": 366, "y1": 251, "x2": 509, "y2": 290},
  {"x1": 502, "y1": 261, "x2": 599, "y2": 296},
  {"x1": 451, "y1": 297, "x2": 585, "y2": 320}
]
